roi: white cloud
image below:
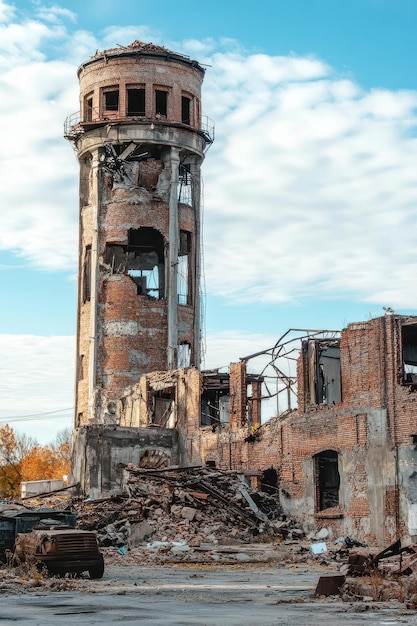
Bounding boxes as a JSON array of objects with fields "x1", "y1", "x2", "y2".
[
  {"x1": 201, "y1": 54, "x2": 417, "y2": 308},
  {"x1": 0, "y1": 0, "x2": 13, "y2": 22},
  {"x1": 0, "y1": 3, "x2": 416, "y2": 313},
  {"x1": 0, "y1": 329, "x2": 280, "y2": 441},
  {"x1": 202, "y1": 330, "x2": 277, "y2": 371},
  {"x1": 34, "y1": 4, "x2": 77, "y2": 25},
  {"x1": 0, "y1": 334, "x2": 74, "y2": 443}
]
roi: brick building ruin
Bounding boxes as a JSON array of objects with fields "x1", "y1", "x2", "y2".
[
  {"x1": 66, "y1": 42, "x2": 417, "y2": 545},
  {"x1": 65, "y1": 41, "x2": 213, "y2": 494}
]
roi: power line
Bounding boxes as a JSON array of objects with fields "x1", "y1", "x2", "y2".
[
  {"x1": 0, "y1": 407, "x2": 73, "y2": 422},
  {"x1": 0, "y1": 415, "x2": 73, "y2": 425}
]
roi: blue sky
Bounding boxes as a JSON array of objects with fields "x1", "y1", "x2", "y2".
[{"x1": 1, "y1": 0, "x2": 417, "y2": 442}]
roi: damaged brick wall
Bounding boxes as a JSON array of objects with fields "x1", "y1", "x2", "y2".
[
  {"x1": 69, "y1": 42, "x2": 210, "y2": 428},
  {"x1": 188, "y1": 316, "x2": 417, "y2": 545}
]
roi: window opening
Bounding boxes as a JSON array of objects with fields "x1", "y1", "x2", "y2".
[
  {"x1": 104, "y1": 228, "x2": 165, "y2": 299},
  {"x1": 104, "y1": 89, "x2": 119, "y2": 111},
  {"x1": 84, "y1": 94, "x2": 93, "y2": 122},
  {"x1": 151, "y1": 388, "x2": 175, "y2": 428},
  {"x1": 155, "y1": 90, "x2": 167, "y2": 116},
  {"x1": 314, "y1": 450, "x2": 340, "y2": 511},
  {"x1": 181, "y1": 96, "x2": 191, "y2": 125},
  {"x1": 219, "y1": 396, "x2": 230, "y2": 427},
  {"x1": 178, "y1": 163, "x2": 192, "y2": 205},
  {"x1": 127, "y1": 228, "x2": 164, "y2": 298},
  {"x1": 83, "y1": 246, "x2": 91, "y2": 302},
  {"x1": 402, "y1": 324, "x2": 417, "y2": 385},
  {"x1": 78, "y1": 354, "x2": 85, "y2": 381},
  {"x1": 127, "y1": 88, "x2": 145, "y2": 116},
  {"x1": 177, "y1": 342, "x2": 191, "y2": 368},
  {"x1": 201, "y1": 389, "x2": 230, "y2": 428},
  {"x1": 177, "y1": 230, "x2": 191, "y2": 305},
  {"x1": 261, "y1": 467, "x2": 278, "y2": 494},
  {"x1": 306, "y1": 340, "x2": 341, "y2": 404}
]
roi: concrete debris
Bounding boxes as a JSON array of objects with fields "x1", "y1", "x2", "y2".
[
  {"x1": 72, "y1": 466, "x2": 305, "y2": 554},
  {"x1": 310, "y1": 542, "x2": 328, "y2": 555},
  {"x1": 315, "y1": 537, "x2": 417, "y2": 604}
]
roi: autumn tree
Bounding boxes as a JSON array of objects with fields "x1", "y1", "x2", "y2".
[
  {"x1": 0, "y1": 424, "x2": 23, "y2": 497},
  {"x1": 0, "y1": 425, "x2": 71, "y2": 498}
]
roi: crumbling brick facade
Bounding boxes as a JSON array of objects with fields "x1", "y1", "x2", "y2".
[
  {"x1": 67, "y1": 41, "x2": 212, "y2": 428},
  {"x1": 66, "y1": 45, "x2": 417, "y2": 546},
  {"x1": 186, "y1": 315, "x2": 417, "y2": 545},
  {"x1": 67, "y1": 41, "x2": 212, "y2": 495}
]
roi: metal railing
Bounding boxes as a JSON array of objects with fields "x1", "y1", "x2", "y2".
[{"x1": 64, "y1": 110, "x2": 215, "y2": 144}]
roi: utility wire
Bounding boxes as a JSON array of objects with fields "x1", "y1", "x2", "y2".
[{"x1": 0, "y1": 407, "x2": 73, "y2": 422}]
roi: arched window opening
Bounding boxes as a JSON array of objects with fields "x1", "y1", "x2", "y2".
[{"x1": 314, "y1": 450, "x2": 340, "y2": 511}]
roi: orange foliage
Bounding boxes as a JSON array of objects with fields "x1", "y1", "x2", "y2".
[
  {"x1": 0, "y1": 425, "x2": 71, "y2": 497},
  {"x1": 20, "y1": 443, "x2": 71, "y2": 483}
]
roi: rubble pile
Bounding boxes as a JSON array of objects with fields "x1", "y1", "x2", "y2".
[
  {"x1": 73, "y1": 465, "x2": 304, "y2": 558},
  {"x1": 314, "y1": 537, "x2": 417, "y2": 606}
]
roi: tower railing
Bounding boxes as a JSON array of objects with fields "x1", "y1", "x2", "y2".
[{"x1": 64, "y1": 111, "x2": 215, "y2": 144}]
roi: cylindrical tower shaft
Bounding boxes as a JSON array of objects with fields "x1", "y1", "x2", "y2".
[{"x1": 65, "y1": 41, "x2": 213, "y2": 427}]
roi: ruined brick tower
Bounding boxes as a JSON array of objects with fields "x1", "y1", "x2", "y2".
[{"x1": 65, "y1": 41, "x2": 212, "y2": 430}]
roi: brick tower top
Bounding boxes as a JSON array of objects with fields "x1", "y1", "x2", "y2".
[
  {"x1": 78, "y1": 40, "x2": 206, "y2": 76},
  {"x1": 68, "y1": 40, "x2": 209, "y2": 143}
]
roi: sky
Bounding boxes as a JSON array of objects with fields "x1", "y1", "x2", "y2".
[{"x1": 1, "y1": 0, "x2": 417, "y2": 442}]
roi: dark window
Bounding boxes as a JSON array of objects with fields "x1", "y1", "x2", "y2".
[
  {"x1": 201, "y1": 390, "x2": 230, "y2": 428},
  {"x1": 127, "y1": 88, "x2": 145, "y2": 116},
  {"x1": 314, "y1": 450, "x2": 340, "y2": 511},
  {"x1": 181, "y1": 96, "x2": 191, "y2": 124},
  {"x1": 78, "y1": 354, "x2": 85, "y2": 380},
  {"x1": 104, "y1": 89, "x2": 119, "y2": 111},
  {"x1": 155, "y1": 90, "x2": 167, "y2": 116},
  {"x1": 83, "y1": 246, "x2": 91, "y2": 303},
  {"x1": 305, "y1": 340, "x2": 341, "y2": 405},
  {"x1": 261, "y1": 467, "x2": 278, "y2": 494},
  {"x1": 177, "y1": 231, "x2": 191, "y2": 305},
  {"x1": 84, "y1": 95, "x2": 93, "y2": 122},
  {"x1": 402, "y1": 324, "x2": 417, "y2": 385}
]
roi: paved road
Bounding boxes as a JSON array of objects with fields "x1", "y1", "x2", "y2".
[{"x1": 0, "y1": 565, "x2": 414, "y2": 625}]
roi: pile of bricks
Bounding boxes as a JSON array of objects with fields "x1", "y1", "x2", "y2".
[{"x1": 72, "y1": 465, "x2": 304, "y2": 556}]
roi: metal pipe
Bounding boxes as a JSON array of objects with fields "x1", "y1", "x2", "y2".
[{"x1": 167, "y1": 147, "x2": 180, "y2": 369}]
